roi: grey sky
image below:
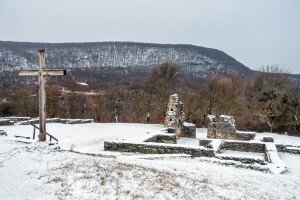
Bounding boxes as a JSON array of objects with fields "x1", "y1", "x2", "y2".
[{"x1": 0, "y1": 0, "x2": 299, "y2": 73}]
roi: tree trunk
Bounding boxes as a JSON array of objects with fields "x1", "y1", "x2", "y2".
[{"x1": 147, "y1": 111, "x2": 150, "y2": 123}]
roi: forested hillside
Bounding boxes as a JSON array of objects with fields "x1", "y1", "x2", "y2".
[{"x1": 0, "y1": 41, "x2": 252, "y2": 83}]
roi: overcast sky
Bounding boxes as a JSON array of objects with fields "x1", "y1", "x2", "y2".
[{"x1": 0, "y1": 0, "x2": 299, "y2": 73}]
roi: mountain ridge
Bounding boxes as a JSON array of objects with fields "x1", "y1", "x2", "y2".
[{"x1": 0, "y1": 40, "x2": 253, "y2": 84}]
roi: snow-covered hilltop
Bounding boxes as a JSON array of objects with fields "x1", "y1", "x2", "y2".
[{"x1": 0, "y1": 41, "x2": 252, "y2": 83}]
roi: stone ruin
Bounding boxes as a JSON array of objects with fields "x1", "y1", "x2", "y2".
[
  {"x1": 207, "y1": 115, "x2": 256, "y2": 141},
  {"x1": 104, "y1": 95, "x2": 293, "y2": 173},
  {"x1": 164, "y1": 94, "x2": 196, "y2": 138}
]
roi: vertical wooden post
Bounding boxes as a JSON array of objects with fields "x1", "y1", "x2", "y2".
[{"x1": 38, "y1": 49, "x2": 46, "y2": 141}]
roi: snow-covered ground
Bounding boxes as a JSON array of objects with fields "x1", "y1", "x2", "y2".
[
  {"x1": 2, "y1": 123, "x2": 163, "y2": 154},
  {"x1": 255, "y1": 132, "x2": 300, "y2": 146},
  {"x1": 1, "y1": 123, "x2": 300, "y2": 200}
]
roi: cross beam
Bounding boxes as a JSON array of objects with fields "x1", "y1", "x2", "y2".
[
  {"x1": 19, "y1": 69, "x2": 66, "y2": 76},
  {"x1": 19, "y1": 49, "x2": 66, "y2": 142}
]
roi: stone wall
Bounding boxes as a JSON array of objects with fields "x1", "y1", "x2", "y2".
[
  {"x1": 207, "y1": 115, "x2": 255, "y2": 141},
  {"x1": 164, "y1": 94, "x2": 185, "y2": 136},
  {"x1": 181, "y1": 122, "x2": 196, "y2": 138},
  {"x1": 18, "y1": 118, "x2": 94, "y2": 125},
  {"x1": 221, "y1": 141, "x2": 265, "y2": 153},
  {"x1": 275, "y1": 144, "x2": 300, "y2": 154},
  {"x1": 0, "y1": 119, "x2": 14, "y2": 126},
  {"x1": 200, "y1": 139, "x2": 300, "y2": 155},
  {"x1": 216, "y1": 154, "x2": 267, "y2": 165},
  {"x1": 199, "y1": 138, "x2": 286, "y2": 173},
  {"x1": 199, "y1": 139, "x2": 212, "y2": 147},
  {"x1": 164, "y1": 94, "x2": 196, "y2": 138},
  {"x1": 144, "y1": 134, "x2": 177, "y2": 144},
  {"x1": 1, "y1": 117, "x2": 31, "y2": 123},
  {"x1": 104, "y1": 141, "x2": 215, "y2": 157},
  {"x1": 199, "y1": 139, "x2": 265, "y2": 153}
]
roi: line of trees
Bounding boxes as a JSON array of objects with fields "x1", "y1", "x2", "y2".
[{"x1": 0, "y1": 62, "x2": 299, "y2": 135}]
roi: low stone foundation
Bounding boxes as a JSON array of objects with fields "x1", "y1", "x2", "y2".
[
  {"x1": 1, "y1": 117, "x2": 31, "y2": 123},
  {"x1": 199, "y1": 139, "x2": 212, "y2": 147},
  {"x1": 200, "y1": 139, "x2": 265, "y2": 153},
  {"x1": 104, "y1": 141, "x2": 215, "y2": 157},
  {"x1": 0, "y1": 119, "x2": 14, "y2": 126},
  {"x1": 200, "y1": 139, "x2": 300, "y2": 155},
  {"x1": 199, "y1": 138, "x2": 286, "y2": 173},
  {"x1": 216, "y1": 154, "x2": 267, "y2": 165},
  {"x1": 18, "y1": 118, "x2": 94, "y2": 125},
  {"x1": 221, "y1": 141, "x2": 265, "y2": 153},
  {"x1": 276, "y1": 144, "x2": 300, "y2": 154},
  {"x1": 144, "y1": 134, "x2": 177, "y2": 144}
]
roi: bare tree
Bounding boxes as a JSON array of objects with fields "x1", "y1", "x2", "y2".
[
  {"x1": 149, "y1": 62, "x2": 179, "y2": 119},
  {"x1": 88, "y1": 93, "x2": 106, "y2": 122},
  {"x1": 11, "y1": 86, "x2": 31, "y2": 116},
  {"x1": 201, "y1": 74, "x2": 241, "y2": 116},
  {"x1": 131, "y1": 81, "x2": 156, "y2": 123},
  {"x1": 245, "y1": 66, "x2": 291, "y2": 132},
  {"x1": 46, "y1": 84, "x2": 61, "y2": 118}
]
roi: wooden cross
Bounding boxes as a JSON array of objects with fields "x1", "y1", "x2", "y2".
[{"x1": 19, "y1": 49, "x2": 66, "y2": 142}]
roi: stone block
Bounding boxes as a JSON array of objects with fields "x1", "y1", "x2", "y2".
[
  {"x1": 263, "y1": 137, "x2": 274, "y2": 143},
  {"x1": 181, "y1": 122, "x2": 196, "y2": 138}
]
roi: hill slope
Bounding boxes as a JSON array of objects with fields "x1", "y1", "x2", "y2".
[{"x1": 0, "y1": 41, "x2": 252, "y2": 83}]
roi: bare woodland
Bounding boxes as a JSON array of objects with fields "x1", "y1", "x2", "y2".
[{"x1": 0, "y1": 63, "x2": 299, "y2": 135}]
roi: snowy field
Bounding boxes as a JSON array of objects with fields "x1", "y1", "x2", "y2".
[{"x1": 0, "y1": 123, "x2": 300, "y2": 200}]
